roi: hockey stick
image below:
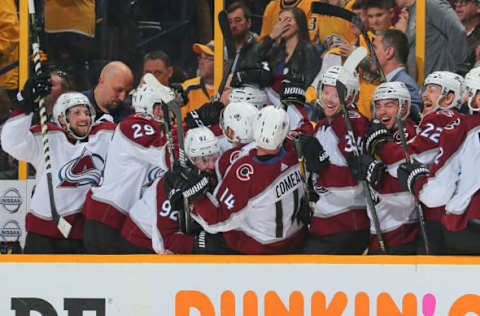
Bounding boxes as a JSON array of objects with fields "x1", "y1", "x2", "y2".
[
  {"x1": 311, "y1": 2, "x2": 386, "y2": 82},
  {"x1": 337, "y1": 46, "x2": 387, "y2": 253},
  {"x1": 395, "y1": 110, "x2": 430, "y2": 255},
  {"x1": 28, "y1": 0, "x2": 72, "y2": 238},
  {"x1": 291, "y1": 135, "x2": 316, "y2": 215},
  {"x1": 144, "y1": 73, "x2": 192, "y2": 234},
  {"x1": 216, "y1": 10, "x2": 236, "y2": 100},
  {"x1": 161, "y1": 101, "x2": 175, "y2": 168}
]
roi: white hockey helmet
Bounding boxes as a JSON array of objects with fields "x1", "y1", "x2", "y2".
[
  {"x1": 317, "y1": 65, "x2": 359, "y2": 107},
  {"x1": 53, "y1": 92, "x2": 95, "y2": 140},
  {"x1": 424, "y1": 71, "x2": 465, "y2": 111},
  {"x1": 229, "y1": 85, "x2": 269, "y2": 109},
  {"x1": 372, "y1": 81, "x2": 411, "y2": 120},
  {"x1": 464, "y1": 67, "x2": 480, "y2": 112},
  {"x1": 253, "y1": 105, "x2": 289, "y2": 150},
  {"x1": 132, "y1": 83, "x2": 171, "y2": 122},
  {"x1": 220, "y1": 101, "x2": 259, "y2": 144},
  {"x1": 185, "y1": 126, "x2": 220, "y2": 161}
]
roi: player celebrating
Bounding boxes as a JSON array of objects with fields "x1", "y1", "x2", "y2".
[
  {"x1": 215, "y1": 101, "x2": 258, "y2": 180},
  {"x1": 82, "y1": 81, "x2": 176, "y2": 254},
  {"x1": 121, "y1": 127, "x2": 221, "y2": 254},
  {"x1": 350, "y1": 82, "x2": 421, "y2": 254},
  {"x1": 366, "y1": 70, "x2": 465, "y2": 254},
  {"x1": 165, "y1": 106, "x2": 306, "y2": 254},
  {"x1": 2, "y1": 81, "x2": 115, "y2": 253},
  {"x1": 299, "y1": 65, "x2": 370, "y2": 254}
]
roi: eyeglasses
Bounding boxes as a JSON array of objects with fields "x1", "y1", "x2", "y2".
[
  {"x1": 197, "y1": 55, "x2": 214, "y2": 62},
  {"x1": 455, "y1": 0, "x2": 477, "y2": 6}
]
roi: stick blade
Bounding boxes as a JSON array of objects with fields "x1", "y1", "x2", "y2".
[
  {"x1": 337, "y1": 46, "x2": 367, "y2": 88},
  {"x1": 57, "y1": 217, "x2": 72, "y2": 238}
]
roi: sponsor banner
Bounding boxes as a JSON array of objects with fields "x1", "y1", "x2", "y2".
[
  {"x1": 3, "y1": 255, "x2": 480, "y2": 315},
  {"x1": 0, "y1": 180, "x2": 34, "y2": 247}
]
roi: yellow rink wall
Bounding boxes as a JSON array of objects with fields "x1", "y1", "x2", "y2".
[{"x1": 2, "y1": 255, "x2": 480, "y2": 315}]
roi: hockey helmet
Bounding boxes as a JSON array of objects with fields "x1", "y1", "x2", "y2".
[
  {"x1": 253, "y1": 105, "x2": 290, "y2": 150},
  {"x1": 220, "y1": 101, "x2": 259, "y2": 144},
  {"x1": 229, "y1": 85, "x2": 269, "y2": 109},
  {"x1": 424, "y1": 71, "x2": 465, "y2": 111},
  {"x1": 53, "y1": 92, "x2": 95, "y2": 140},
  {"x1": 464, "y1": 67, "x2": 480, "y2": 112},
  {"x1": 317, "y1": 65, "x2": 359, "y2": 107},
  {"x1": 185, "y1": 126, "x2": 220, "y2": 162},
  {"x1": 372, "y1": 81, "x2": 411, "y2": 120}
]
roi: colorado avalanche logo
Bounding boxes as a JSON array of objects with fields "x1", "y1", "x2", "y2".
[
  {"x1": 393, "y1": 128, "x2": 410, "y2": 144},
  {"x1": 58, "y1": 148, "x2": 105, "y2": 187},
  {"x1": 146, "y1": 166, "x2": 167, "y2": 184},
  {"x1": 236, "y1": 163, "x2": 254, "y2": 181},
  {"x1": 229, "y1": 150, "x2": 242, "y2": 164}
]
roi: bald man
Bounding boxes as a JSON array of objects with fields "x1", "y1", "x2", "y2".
[{"x1": 82, "y1": 61, "x2": 134, "y2": 123}]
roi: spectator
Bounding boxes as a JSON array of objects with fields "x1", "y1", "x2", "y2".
[
  {"x1": 227, "y1": 2, "x2": 274, "y2": 90},
  {"x1": 365, "y1": 0, "x2": 395, "y2": 31},
  {"x1": 181, "y1": 41, "x2": 215, "y2": 119},
  {"x1": 142, "y1": 50, "x2": 174, "y2": 86},
  {"x1": 82, "y1": 61, "x2": 134, "y2": 123},
  {"x1": 0, "y1": 0, "x2": 19, "y2": 97},
  {"x1": 374, "y1": 29, "x2": 423, "y2": 119},
  {"x1": 395, "y1": 0, "x2": 467, "y2": 80},
  {"x1": 258, "y1": 7, "x2": 321, "y2": 104},
  {"x1": 259, "y1": 0, "x2": 315, "y2": 42},
  {"x1": 454, "y1": 0, "x2": 480, "y2": 71}
]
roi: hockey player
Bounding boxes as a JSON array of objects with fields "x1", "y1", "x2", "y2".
[
  {"x1": 121, "y1": 127, "x2": 221, "y2": 254},
  {"x1": 397, "y1": 114, "x2": 480, "y2": 254},
  {"x1": 1, "y1": 86, "x2": 115, "y2": 253},
  {"x1": 350, "y1": 82, "x2": 421, "y2": 254},
  {"x1": 215, "y1": 101, "x2": 258, "y2": 180},
  {"x1": 464, "y1": 67, "x2": 480, "y2": 114},
  {"x1": 82, "y1": 81, "x2": 176, "y2": 254},
  {"x1": 300, "y1": 65, "x2": 370, "y2": 254},
  {"x1": 366, "y1": 70, "x2": 465, "y2": 254},
  {"x1": 165, "y1": 106, "x2": 306, "y2": 254}
]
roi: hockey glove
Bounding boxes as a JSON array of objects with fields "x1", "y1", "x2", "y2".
[
  {"x1": 170, "y1": 82, "x2": 189, "y2": 106},
  {"x1": 185, "y1": 101, "x2": 224, "y2": 129},
  {"x1": 365, "y1": 118, "x2": 393, "y2": 158},
  {"x1": 280, "y1": 69, "x2": 306, "y2": 105},
  {"x1": 397, "y1": 162, "x2": 429, "y2": 195},
  {"x1": 15, "y1": 72, "x2": 52, "y2": 114},
  {"x1": 193, "y1": 231, "x2": 233, "y2": 254},
  {"x1": 164, "y1": 164, "x2": 209, "y2": 202},
  {"x1": 347, "y1": 154, "x2": 386, "y2": 188},
  {"x1": 297, "y1": 134, "x2": 330, "y2": 172},
  {"x1": 230, "y1": 62, "x2": 274, "y2": 89},
  {"x1": 294, "y1": 196, "x2": 313, "y2": 226}
]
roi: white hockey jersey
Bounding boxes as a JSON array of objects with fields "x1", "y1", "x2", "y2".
[
  {"x1": 309, "y1": 111, "x2": 370, "y2": 237},
  {"x1": 191, "y1": 140, "x2": 306, "y2": 254},
  {"x1": 82, "y1": 113, "x2": 170, "y2": 230},
  {"x1": 1, "y1": 110, "x2": 115, "y2": 238},
  {"x1": 414, "y1": 115, "x2": 480, "y2": 231}
]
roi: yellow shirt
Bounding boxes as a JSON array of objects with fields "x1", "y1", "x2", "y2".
[
  {"x1": 311, "y1": 15, "x2": 355, "y2": 45},
  {"x1": 0, "y1": 0, "x2": 18, "y2": 90},
  {"x1": 44, "y1": 0, "x2": 95, "y2": 37},
  {"x1": 259, "y1": 0, "x2": 317, "y2": 43},
  {"x1": 181, "y1": 77, "x2": 215, "y2": 120}
]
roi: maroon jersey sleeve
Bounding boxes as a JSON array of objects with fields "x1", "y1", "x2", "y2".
[
  {"x1": 156, "y1": 178, "x2": 195, "y2": 254},
  {"x1": 119, "y1": 114, "x2": 166, "y2": 148},
  {"x1": 379, "y1": 110, "x2": 460, "y2": 165}
]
